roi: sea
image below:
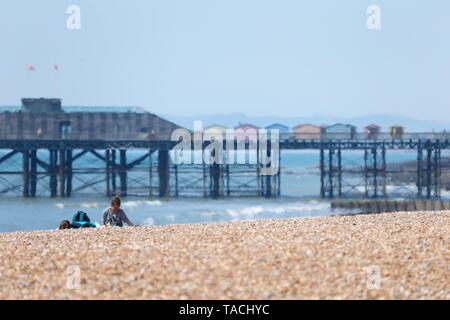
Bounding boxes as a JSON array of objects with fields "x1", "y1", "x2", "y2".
[{"x1": 1, "y1": 149, "x2": 448, "y2": 232}]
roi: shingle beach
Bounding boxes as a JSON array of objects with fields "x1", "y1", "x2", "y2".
[{"x1": 0, "y1": 212, "x2": 448, "y2": 299}]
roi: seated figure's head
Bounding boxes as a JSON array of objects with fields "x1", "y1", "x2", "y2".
[{"x1": 59, "y1": 220, "x2": 71, "y2": 230}]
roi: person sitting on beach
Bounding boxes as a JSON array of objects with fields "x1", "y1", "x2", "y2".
[
  {"x1": 103, "y1": 196, "x2": 134, "y2": 227},
  {"x1": 59, "y1": 211, "x2": 97, "y2": 230},
  {"x1": 59, "y1": 220, "x2": 72, "y2": 230}
]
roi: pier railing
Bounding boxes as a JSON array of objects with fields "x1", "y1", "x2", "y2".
[
  {"x1": 0, "y1": 132, "x2": 449, "y2": 145},
  {"x1": 278, "y1": 132, "x2": 450, "y2": 142}
]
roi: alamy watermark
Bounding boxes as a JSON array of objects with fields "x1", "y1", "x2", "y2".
[
  {"x1": 66, "y1": 265, "x2": 81, "y2": 290},
  {"x1": 170, "y1": 121, "x2": 280, "y2": 176},
  {"x1": 364, "y1": 265, "x2": 381, "y2": 289},
  {"x1": 65, "y1": 5, "x2": 381, "y2": 31},
  {"x1": 367, "y1": 5, "x2": 381, "y2": 30},
  {"x1": 66, "y1": 5, "x2": 81, "y2": 30}
]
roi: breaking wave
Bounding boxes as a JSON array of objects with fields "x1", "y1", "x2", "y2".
[{"x1": 139, "y1": 199, "x2": 331, "y2": 226}]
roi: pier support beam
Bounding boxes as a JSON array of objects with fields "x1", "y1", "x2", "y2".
[
  {"x1": 265, "y1": 145, "x2": 273, "y2": 198},
  {"x1": 105, "y1": 149, "x2": 111, "y2": 197},
  {"x1": 111, "y1": 149, "x2": 117, "y2": 195},
  {"x1": 119, "y1": 149, "x2": 127, "y2": 197},
  {"x1": 265, "y1": 174, "x2": 272, "y2": 198},
  {"x1": 256, "y1": 143, "x2": 261, "y2": 196},
  {"x1": 202, "y1": 161, "x2": 207, "y2": 197},
  {"x1": 320, "y1": 146, "x2": 325, "y2": 198},
  {"x1": 22, "y1": 150, "x2": 30, "y2": 198},
  {"x1": 360, "y1": 145, "x2": 387, "y2": 199},
  {"x1": 174, "y1": 164, "x2": 179, "y2": 197},
  {"x1": 319, "y1": 145, "x2": 339, "y2": 199},
  {"x1": 59, "y1": 149, "x2": 66, "y2": 197},
  {"x1": 277, "y1": 149, "x2": 281, "y2": 197},
  {"x1": 274, "y1": 150, "x2": 281, "y2": 197},
  {"x1": 434, "y1": 143, "x2": 441, "y2": 197},
  {"x1": 337, "y1": 146, "x2": 342, "y2": 197},
  {"x1": 372, "y1": 147, "x2": 378, "y2": 198},
  {"x1": 226, "y1": 164, "x2": 230, "y2": 196},
  {"x1": 417, "y1": 141, "x2": 423, "y2": 197},
  {"x1": 381, "y1": 144, "x2": 387, "y2": 197},
  {"x1": 49, "y1": 150, "x2": 58, "y2": 198},
  {"x1": 158, "y1": 150, "x2": 170, "y2": 198},
  {"x1": 149, "y1": 148, "x2": 153, "y2": 197},
  {"x1": 418, "y1": 140, "x2": 441, "y2": 199},
  {"x1": 426, "y1": 144, "x2": 432, "y2": 199},
  {"x1": 30, "y1": 150, "x2": 37, "y2": 197},
  {"x1": 66, "y1": 149, "x2": 72, "y2": 197},
  {"x1": 328, "y1": 147, "x2": 334, "y2": 198},
  {"x1": 210, "y1": 163, "x2": 221, "y2": 199},
  {"x1": 364, "y1": 148, "x2": 369, "y2": 198}
]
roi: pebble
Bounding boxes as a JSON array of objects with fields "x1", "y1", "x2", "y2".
[{"x1": 0, "y1": 212, "x2": 448, "y2": 299}]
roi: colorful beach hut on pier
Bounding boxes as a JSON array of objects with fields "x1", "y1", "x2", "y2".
[
  {"x1": 324, "y1": 123, "x2": 357, "y2": 140},
  {"x1": 205, "y1": 124, "x2": 228, "y2": 135},
  {"x1": 265, "y1": 123, "x2": 290, "y2": 140},
  {"x1": 389, "y1": 125, "x2": 405, "y2": 140},
  {"x1": 292, "y1": 124, "x2": 324, "y2": 141},
  {"x1": 364, "y1": 124, "x2": 381, "y2": 140},
  {"x1": 204, "y1": 124, "x2": 228, "y2": 140},
  {"x1": 234, "y1": 123, "x2": 260, "y2": 141}
]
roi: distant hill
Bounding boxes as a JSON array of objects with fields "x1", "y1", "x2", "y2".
[{"x1": 162, "y1": 113, "x2": 450, "y2": 132}]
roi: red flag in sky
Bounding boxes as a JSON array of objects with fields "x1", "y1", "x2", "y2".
[{"x1": 26, "y1": 64, "x2": 35, "y2": 71}]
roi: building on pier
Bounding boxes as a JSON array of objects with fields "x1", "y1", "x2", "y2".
[
  {"x1": 364, "y1": 124, "x2": 381, "y2": 140},
  {"x1": 205, "y1": 124, "x2": 228, "y2": 136},
  {"x1": 292, "y1": 124, "x2": 324, "y2": 140},
  {"x1": 324, "y1": 123, "x2": 357, "y2": 140},
  {"x1": 266, "y1": 123, "x2": 290, "y2": 140},
  {"x1": 389, "y1": 125, "x2": 405, "y2": 140},
  {"x1": 0, "y1": 98, "x2": 180, "y2": 141},
  {"x1": 234, "y1": 123, "x2": 260, "y2": 141},
  {"x1": 234, "y1": 123, "x2": 259, "y2": 131}
]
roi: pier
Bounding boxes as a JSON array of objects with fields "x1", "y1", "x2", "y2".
[
  {"x1": 0, "y1": 136, "x2": 449, "y2": 199},
  {"x1": 1, "y1": 98, "x2": 450, "y2": 199}
]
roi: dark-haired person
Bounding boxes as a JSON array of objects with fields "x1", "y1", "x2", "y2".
[
  {"x1": 59, "y1": 220, "x2": 72, "y2": 230},
  {"x1": 102, "y1": 196, "x2": 134, "y2": 227}
]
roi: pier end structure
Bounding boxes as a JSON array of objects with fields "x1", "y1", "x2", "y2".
[{"x1": 0, "y1": 98, "x2": 180, "y2": 198}]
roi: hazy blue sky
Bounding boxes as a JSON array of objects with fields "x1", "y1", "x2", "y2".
[{"x1": 0, "y1": 1, "x2": 449, "y2": 120}]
